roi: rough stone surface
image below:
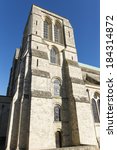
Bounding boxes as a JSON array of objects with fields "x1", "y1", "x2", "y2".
[
  {"x1": 66, "y1": 59, "x2": 79, "y2": 67},
  {"x1": 75, "y1": 97, "x2": 89, "y2": 103},
  {"x1": 31, "y1": 90, "x2": 52, "y2": 98},
  {"x1": 71, "y1": 77, "x2": 84, "y2": 85},
  {"x1": 32, "y1": 69, "x2": 50, "y2": 78},
  {"x1": 32, "y1": 49, "x2": 48, "y2": 60}
]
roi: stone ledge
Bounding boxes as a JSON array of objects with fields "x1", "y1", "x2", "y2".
[
  {"x1": 71, "y1": 77, "x2": 84, "y2": 85},
  {"x1": 31, "y1": 90, "x2": 51, "y2": 98},
  {"x1": 46, "y1": 145, "x2": 98, "y2": 150},
  {"x1": 32, "y1": 69, "x2": 50, "y2": 78},
  {"x1": 75, "y1": 97, "x2": 89, "y2": 103},
  {"x1": 81, "y1": 66, "x2": 100, "y2": 75},
  {"x1": 66, "y1": 59, "x2": 79, "y2": 67},
  {"x1": 85, "y1": 74, "x2": 100, "y2": 85},
  {"x1": 32, "y1": 49, "x2": 48, "y2": 60}
]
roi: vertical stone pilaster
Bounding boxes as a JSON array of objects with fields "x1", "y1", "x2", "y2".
[
  {"x1": 16, "y1": 53, "x2": 31, "y2": 150},
  {"x1": 52, "y1": 21, "x2": 55, "y2": 42}
]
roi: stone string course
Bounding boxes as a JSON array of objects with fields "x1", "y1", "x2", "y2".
[
  {"x1": 32, "y1": 69, "x2": 50, "y2": 78},
  {"x1": 31, "y1": 90, "x2": 52, "y2": 98},
  {"x1": 75, "y1": 97, "x2": 89, "y2": 103},
  {"x1": 66, "y1": 59, "x2": 79, "y2": 67},
  {"x1": 32, "y1": 49, "x2": 48, "y2": 60},
  {"x1": 71, "y1": 77, "x2": 84, "y2": 85}
]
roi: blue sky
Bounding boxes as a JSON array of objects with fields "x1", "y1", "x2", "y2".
[{"x1": 0, "y1": 0, "x2": 100, "y2": 95}]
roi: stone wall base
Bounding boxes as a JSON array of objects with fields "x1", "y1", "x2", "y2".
[
  {"x1": 5, "y1": 145, "x2": 99, "y2": 150},
  {"x1": 46, "y1": 146, "x2": 99, "y2": 150}
]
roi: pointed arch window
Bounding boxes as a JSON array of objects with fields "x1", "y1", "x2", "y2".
[
  {"x1": 50, "y1": 47, "x2": 59, "y2": 64},
  {"x1": 54, "y1": 79, "x2": 61, "y2": 96},
  {"x1": 44, "y1": 17, "x2": 52, "y2": 40},
  {"x1": 54, "y1": 105, "x2": 61, "y2": 121},
  {"x1": 54, "y1": 21, "x2": 62, "y2": 44},
  {"x1": 92, "y1": 99, "x2": 100, "y2": 123},
  {"x1": 55, "y1": 131, "x2": 62, "y2": 148}
]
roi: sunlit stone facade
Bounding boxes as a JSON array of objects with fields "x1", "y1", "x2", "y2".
[{"x1": 1, "y1": 5, "x2": 100, "y2": 150}]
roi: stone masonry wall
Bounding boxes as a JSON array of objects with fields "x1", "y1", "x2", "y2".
[{"x1": 5, "y1": 4, "x2": 99, "y2": 150}]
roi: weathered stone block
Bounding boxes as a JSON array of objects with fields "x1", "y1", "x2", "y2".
[
  {"x1": 32, "y1": 69, "x2": 50, "y2": 78},
  {"x1": 66, "y1": 59, "x2": 79, "y2": 67},
  {"x1": 75, "y1": 97, "x2": 89, "y2": 103},
  {"x1": 71, "y1": 77, "x2": 84, "y2": 85},
  {"x1": 31, "y1": 90, "x2": 51, "y2": 98},
  {"x1": 32, "y1": 49, "x2": 48, "y2": 60}
]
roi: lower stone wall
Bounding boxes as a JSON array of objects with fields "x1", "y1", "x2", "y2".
[{"x1": 47, "y1": 146, "x2": 98, "y2": 150}]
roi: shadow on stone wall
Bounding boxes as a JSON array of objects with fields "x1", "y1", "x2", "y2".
[
  {"x1": 0, "y1": 137, "x2": 6, "y2": 150},
  {"x1": 6, "y1": 48, "x2": 32, "y2": 150},
  {"x1": 60, "y1": 51, "x2": 80, "y2": 147},
  {"x1": 8, "y1": 57, "x2": 27, "y2": 149}
]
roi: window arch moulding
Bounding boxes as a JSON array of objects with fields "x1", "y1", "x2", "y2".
[{"x1": 50, "y1": 46, "x2": 60, "y2": 65}]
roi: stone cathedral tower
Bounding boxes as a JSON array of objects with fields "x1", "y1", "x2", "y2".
[{"x1": 5, "y1": 5, "x2": 100, "y2": 150}]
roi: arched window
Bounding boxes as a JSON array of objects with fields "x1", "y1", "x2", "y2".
[
  {"x1": 43, "y1": 17, "x2": 52, "y2": 40},
  {"x1": 54, "y1": 79, "x2": 60, "y2": 96},
  {"x1": 54, "y1": 105, "x2": 61, "y2": 121},
  {"x1": 55, "y1": 131, "x2": 62, "y2": 148},
  {"x1": 50, "y1": 47, "x2": 59, "y2": 64},
  {"x1": 92, "y1": 99, "x2": 100, "y2": 123},
  {"x1": 54, "y1": 21, "x2": 62, "y2": 43}
]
